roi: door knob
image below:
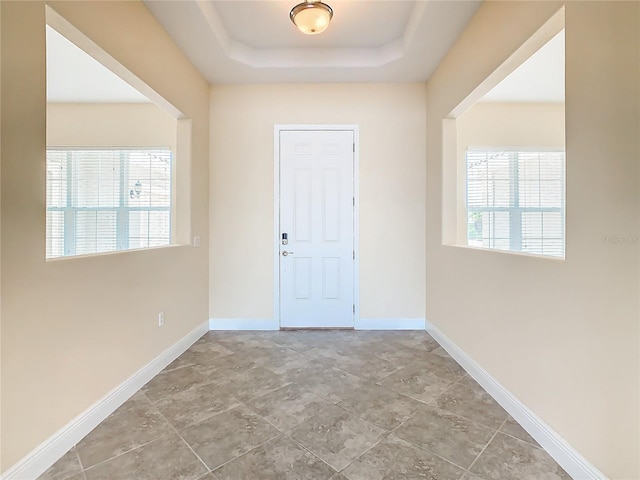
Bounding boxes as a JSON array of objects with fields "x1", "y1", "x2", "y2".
[{"x1": 282, "y1": 251, "x2": 294, "y2": 256}]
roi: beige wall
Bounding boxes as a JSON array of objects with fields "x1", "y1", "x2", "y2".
[
  {"x1": 426, "y1": 2, "x2": 639, "y2": 479},
  {"x1": 458, "y1": 102, "x2": 565, "y2": 148},
  {"x1": 456, "y1": 102, "x2": 565, "y2": 242},
  {"x1": 210, "y1": 84, "x2": 426, "y2": 321},
  {"x1": 47, "y1": 103, "x2": 177, "y2": 149},
  {"x1": 1, "y1": 1, "x2": 210, "y2": 471}
]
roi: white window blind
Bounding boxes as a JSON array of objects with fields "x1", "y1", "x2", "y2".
[
  {"x1": 46, "y1": 148, "x2": 172, "y2": 259},
  {"x1": 466, "y1": 150, "x2": 565, "y2": 257}
]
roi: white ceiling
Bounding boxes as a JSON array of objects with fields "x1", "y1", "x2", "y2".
[
  {"x1": 46, "y1": 26, "x2": 150, "y2": 103},
  {"x1": 142, "y1": 0, "x2": 483, "y2": 83},
  {"x1": 215, "y1": 1, "x2": 416, "y2": 49},
  {"x1": 45, "y1": 1, "x2": 564, "y2": 103},
  {"x1": 482, "y1": 30, "x2": 565, "y2": 103}
]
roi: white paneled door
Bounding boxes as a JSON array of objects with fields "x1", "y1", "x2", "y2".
[{"x1": 279, "y1": 130, "x2": 355, "y2": 328}]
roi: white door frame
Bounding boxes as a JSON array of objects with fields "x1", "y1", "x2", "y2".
[{"x1": 274, "y1": 124, "x2": 360, "y2": 328}]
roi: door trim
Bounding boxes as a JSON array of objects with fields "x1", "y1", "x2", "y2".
[{"x1": 274, "y1": 125, "x2": 360, "y2": 329}]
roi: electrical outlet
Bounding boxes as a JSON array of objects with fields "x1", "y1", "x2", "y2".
[
  {"x1": 193, "y1": 236, "x2": 201, "y2": 247},
  {"x1": 158, "y1": 311, "x2": 165, "y2": 327}
]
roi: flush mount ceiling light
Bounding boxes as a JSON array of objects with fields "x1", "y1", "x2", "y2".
[{"x1": 290, "y1": 0, "x2": 333, "y2": 35}]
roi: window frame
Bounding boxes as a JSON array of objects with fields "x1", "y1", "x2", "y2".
[
  {"x1": 46, "y1": 146, "x2": 173, "y2": 259},
  {"x1": 465, "y1": 146, "x2": 566, "y2": 258}
]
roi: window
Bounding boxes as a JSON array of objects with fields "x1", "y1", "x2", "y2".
[
  {"x1": 46, "y1": 148, "x2": 172, "y2": 259},
  {"x1": 466, "y1": 150, "x2": 565, "y2": 257}
]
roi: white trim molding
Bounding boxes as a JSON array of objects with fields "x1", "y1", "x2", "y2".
[
  {"x1": 209, "y1": 318, "x2": 279, "y2": 331},
  {"x1": 192, "y1": 1, "x2": 428, "y2": 69},
  {"x1": 208, "y1": 318, "x2": 427, "y2": 331},
  {"x1": 425, "y1": 320, "x2": 608, "y2": 480},
  {"x1": 356, "y1": 318, "x2": 426, "y2": 330},
  {"x1": 2, "y1": 321, "x2": 209, "y2": 480}
]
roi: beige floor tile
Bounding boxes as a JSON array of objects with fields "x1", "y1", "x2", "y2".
[
  {"x1": 469, "y1": 432, "x2": 571, "y2": 480},
  {"x1": 154, "y1": 381, "x2": 242, "y2": 429},
  {"x1": 378, "y1": 361, "x2": 454, "y2": 403},
  {"x1": 431, "y1": 346, "x2": 453, "y2": 358},
  {"x1": 163, "y1": 357, "x2": 192, "y2": 372},
  {"x1": 213, "y1": 332, "x2": 281, "y2": 352},
  {"x1": 245, "y1": 383, "x2": 333, "y2": 431},
  {"x1": 456, "y1": 374, "x2": 483, "y2": 390},
  {"x1": 304, "y1": 345, "x2": 360, "y2": 367},
  {"x1": 40, "y1": 332, "x2": 568, "y2": 480},
  {"x1": 142, "y1": 365, "x2": 213, "y2": 402},
  {"x1": 294, "y1": 366, "x2": 368, "y2": 403},
  {"x1": 194, "y1": 352, "x2": 260, "y2": 379},
  {"x1": 254, "y1": 347, "x2": 306, "y2": 374},
  {"x1": 459, "y1": 473, "x2": 484, "y2": 480},
  {"x1": 213, "y1": 436, "x2": 337, "y2": 480},
  {"x1": 394, "y1": 404, "x2": 495, "y2": 469},
  {"x1": 196, "y1": 474, "x2": 216, "y2": 480},
  {"x1": 337, "y1": 383, "x2": 429, "y2": 431},
  {"x1": 37, "y1": 448, "x2": 83, "y2": 480},
  {"x1": 265, "y1": 331, "x2": 344, "y2": 352},
  {"x1": 395, "y1": 332, "x2": 441, "y2": 352},
  {"x1": 180, "y1": 406, "x2": 280, "y2": 470},
  {"x1": 263, "y1": 353, "x2": 330, "y2": 378},
  {"x1": 75, "y1": 392, "x2": 173, "y2": 468},
  {"x1": 222, "y1": 366, "x2": 291, "y2": 402},
  {"x1": 500, "y1": 416, "x2": 539, "y2": 447},
  {"x1": 341, "y1": 434, "x2": 465, "y2": 480},
  {"x1": 328, "y1": 474, "x2": 349, "y2": 480},
  {"x1": 331, "y1": 353, "x2": 403, "y2": 382},
  {"x1": 289, "y1": 404, "x2": 385, "y2": 471},
  {"x1": 178, "y1": 340, "x2": 234, "y2": 367},
  {"x1": 83, "y1": 434, "x2": 207, "y2": 480},
  {"x1": 368, "y1": 343, "x2": 428, "y2": 368},
  {"x1": 421, "y1": 353, "x2": 467, "y2": 381},
  {"x1": 40, "y1": 475, "x2": 84, "y2": 480},
  {"x1": 436, "y1": 381, "x2": 509, "y2": 429}
]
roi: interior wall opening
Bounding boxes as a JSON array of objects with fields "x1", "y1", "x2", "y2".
[
  {"x1": 45, "y1": 7, "x2": 192, "y2": 259},
  {"x1": 442, "y1": 7, "x2": 566, "y2": 259}
]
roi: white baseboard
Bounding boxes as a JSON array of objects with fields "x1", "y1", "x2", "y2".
[
  {"x1": 209, "y1": 318, "x2": 279, "y2": 330},
  {"x1": 2, "y1": 321, "x2": 209, "y2": 480},
  {"x1": 355, "y1": 317, "x2": 426, "y2": 330},
  {"x1": 208, "y1": 318, "x2": 426, "y2": 331},
  {"x1": 425, "y1": 321, "x2": 607, "y2": 480}
]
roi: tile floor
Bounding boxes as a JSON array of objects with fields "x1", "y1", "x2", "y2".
[{"x1": 38, "y1": 330, "x2": 571, "y2": 480}]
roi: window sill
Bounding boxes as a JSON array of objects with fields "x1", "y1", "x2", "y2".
[
  {"x1": 45, "y1": 243, "x2": 195, "y2": 263},
  {"x1": 442, "y1": 243, "x2": 566, "y2": 261}
]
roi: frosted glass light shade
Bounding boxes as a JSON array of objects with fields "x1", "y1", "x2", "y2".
[{"x1": 290, "y1": 1, "x2": 333, "y2": 35}]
